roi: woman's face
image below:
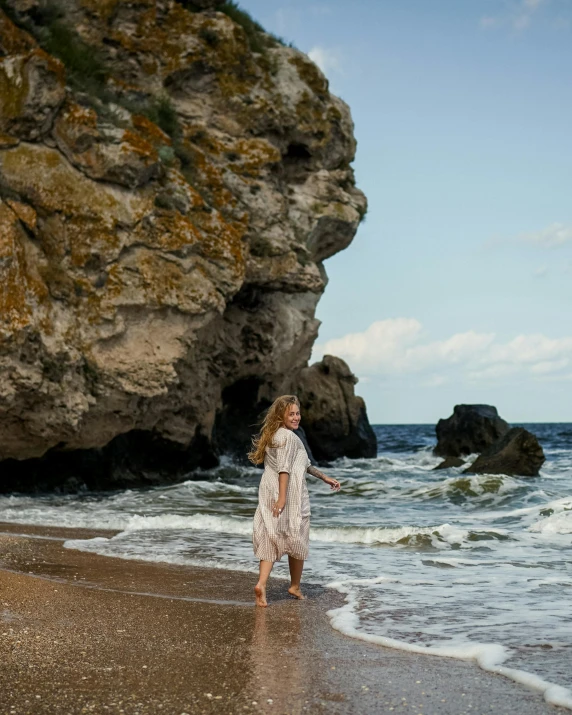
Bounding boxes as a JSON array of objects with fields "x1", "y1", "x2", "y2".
[{"x1": 283, "y1": 403, "x2": 301, "y2": 430}]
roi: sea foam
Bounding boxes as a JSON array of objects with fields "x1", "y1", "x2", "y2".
[
  {"x1": 326, "y1": 578, "x2": 572, "y2": 710},
  {"x1": 529, "y1": 508, "x2": 572, "y2": 534}
]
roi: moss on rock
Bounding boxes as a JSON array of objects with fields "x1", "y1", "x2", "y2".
[{"x1": 0, "y1": 201, "x2": 49, "y2": 338}]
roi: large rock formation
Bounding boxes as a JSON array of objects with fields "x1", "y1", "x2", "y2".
[
  {"x1": 434, "y1": 405, "x2": 510, "y2": 458},
  {"x1": 296, "y1": 356, "x2": 377, "y2": 462},
  {"x1": 464, "y1": 427, "x2": 545, "y2": 477},
  {"x1": 0, "y1": 1, "x2": 369, "y2": 490}
]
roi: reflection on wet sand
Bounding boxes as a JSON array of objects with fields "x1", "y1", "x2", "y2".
[{"x1": 251, "y1": 602, "x2": 304, "y2": 712}]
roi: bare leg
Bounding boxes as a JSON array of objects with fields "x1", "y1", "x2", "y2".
[
  {"x1": 287, "y1": 555, "x2": 305, "y2": 599},
  {"x1": 254, "y1": 560, "x2": 273, "y2": 607}
]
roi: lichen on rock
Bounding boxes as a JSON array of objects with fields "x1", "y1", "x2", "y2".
[
  {"x1": 52, "y1": 97, "x2": 162, "y2": 188},
  {"x1": 0, "y1": 47, "x2": 65, "y2": 138},
  {"x1": 0, "y1": 1, "x2": 370, "y2": 490}
]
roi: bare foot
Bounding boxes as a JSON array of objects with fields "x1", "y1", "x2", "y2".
[
  {"x1": 254, "y1": 584, "x2": 267, "y2": 607},
  {"x1": 288, "y1": 585, "x2": 305, "y2": 600}
]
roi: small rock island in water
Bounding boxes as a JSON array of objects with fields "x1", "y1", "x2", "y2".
[{"x1": 433, "y1": 404, "x2": 545, "y2": 477}]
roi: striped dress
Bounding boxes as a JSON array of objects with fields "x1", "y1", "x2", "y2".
[{"x1": 253, "y1": 427, "x2": 311, "y2": 562}]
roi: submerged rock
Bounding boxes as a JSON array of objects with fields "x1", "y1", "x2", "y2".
[
  {"x1": 0, "y1": 2, "x2": 369, "y2": 490},
  {"x1": 464, "y1": 427, "x2": 545, "y2": 477},
  {"x1": 434, "y1": 405, "x2": 510, "y2": 458},
  {"x1": 433, "y1": 456, "x2": 465, "y2": 470},
  {"x1": 296, "y1": 356, "x2": 377, "y2": 462}
]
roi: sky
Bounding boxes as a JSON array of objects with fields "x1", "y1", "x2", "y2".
[{"x1": 239, "y1": 0, "x2": 572, "y2": 423}]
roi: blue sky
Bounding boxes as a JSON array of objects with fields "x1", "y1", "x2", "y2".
[{"x1": 239, "y1": 0, "x2": 572, "y2": 423}]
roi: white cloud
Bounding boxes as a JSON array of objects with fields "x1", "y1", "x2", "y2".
[
  {"x1": 313, "y1": 318, "x2": 422, "y2": 373},
  {"x1": 312, "y1": 318, "x2": 572, "y2": 386},
  {"x1": 485, "y1": 222, "x2": 572, "y2": 254},
  {"x1": 401, "y1": 330, "x2": 495, "y2": 373},
  {"x1": 486, "y1": 333, "x2": 572, "y2": 364},
  {"x1": 308, "y1": 46, "x2": 342, "y2": 76},
  {"x1": 530, "y1": 359, "x2": 569, "y2": 374},
  {"x1": 479, "y1": 0, "x2": 549, "y2": 31},
  {"x1": 553, "y1": 16, "x2": 570, "y2": 30},
  {"x1": 519, "y1": 222, "x2": 572, "y2": 248},
  {"x1": 309, "y1": 4, "x2": 331, "y2": 16},
  {"x1": 513, "y1": 13, "x2": 531, "y2": 29},
  {"x1": 480, "y1": 15, "x2": 502, "y2": 29},
  {"x1": 423, "y1": 375, "x2": 448, "y2": 388}
]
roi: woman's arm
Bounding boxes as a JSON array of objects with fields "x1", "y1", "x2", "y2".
[
  {"x1": 272, "y1": 472, "x2": 289, "y2": 517},
  {"x1": 307, "y1": 465, "x2": 327, "y2": 481},
  {"x1": 307, "y1": 465, "x2": 341, "y2": 491}
]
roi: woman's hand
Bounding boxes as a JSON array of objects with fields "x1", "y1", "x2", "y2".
[
  {"x1": 323, "y1": 476, "x2": 341, "y2": 491},
  {"x1": 272, "y1": 498, "x2": 286, "y2": 517},
  {"x1": 307, "y1": 465, "x2": 340, "y2": 491}
]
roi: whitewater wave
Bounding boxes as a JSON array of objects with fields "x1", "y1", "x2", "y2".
[
  {"x1": 177, "y1": 479, "x2": 257, "y2": 495},
  {"x1": 58, "y1": 512, "x2": 471, "y2": 548},
  {"x1": 464, "y1": 495, "x2": 572, "y2": 525},
  {"x1": 326, "y1": 579, "x2": 572, "y2": 710},
  {"x1": 331, "y1": 448, "x2": 442, "y2": 473},
  {"x1": 401, "y1": 474, "x2": 522, "y2": 508},
  {"x1": 529, "y1": 505, "x2": 572, "y2": 535},
  {"x1": 63, "y1": 535, "x2": 261, "y2": 574},
  {"x1": 0, "y1": 507, "x2": 128, "y2": 531},
  {"x1": 122, "y1": 513, "x2": 253, "y2": 535},
  {"x1": 310, "y1": 522, "x2": 468, "y2": 547},
  {"x1": 1, "y1": 503, "x2": 516, "y2": 551},
  {"x1": 338, "y1": 473, "x2": 526, "y2": 509}
]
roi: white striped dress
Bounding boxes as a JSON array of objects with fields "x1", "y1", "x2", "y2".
[{"x1": 253, "y1": 427, "x2": 311, "y2": 562}]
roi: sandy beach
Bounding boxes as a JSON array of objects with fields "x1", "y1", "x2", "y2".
[{"x1": 0, "y1": 521, "x2": 562, "y2": 715}]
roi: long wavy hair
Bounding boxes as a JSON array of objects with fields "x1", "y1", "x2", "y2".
[{"x1": 248, "y1": 394, "x2": 300, "y2": 465}]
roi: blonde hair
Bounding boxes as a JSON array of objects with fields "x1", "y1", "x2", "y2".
[{"x1": 248, "y1": 394, "x2": 300, "y2": 465}]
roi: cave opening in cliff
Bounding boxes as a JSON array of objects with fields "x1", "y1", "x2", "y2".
[
  {"x1": 280, "y1": 142, "x2": 313, "y2": 182},
  {"x1": 0, "y1": 429, "x2": 219, "y2": 494},
  {"x1": 284, "y1": 142, "x2": 312, "y2": 162},
  {"x1": 214, "y1": 377, "x2": 271, "y2": 461},
  {"x1": 228, "y1": 284, "x2": 267, "y2": 313}
]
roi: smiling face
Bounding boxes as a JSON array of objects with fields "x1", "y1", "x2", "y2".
[{"x1": 283, "y1": 403, "x2": 301, "y2": 431}]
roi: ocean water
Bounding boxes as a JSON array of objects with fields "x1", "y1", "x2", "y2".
[{"x1": 1, "y1": 423, "x2": 571, "y2": 708}]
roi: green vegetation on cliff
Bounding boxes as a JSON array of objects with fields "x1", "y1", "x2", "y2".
[
  {"x1": 0, "y1": 0, "x2": 186, "y2": 159},
  {"x1": 0, "y1": 0, "x2": 106, "y2": 94},
  {"x1": 178, "y1": 0, "x2": 288, "y2": 53}
]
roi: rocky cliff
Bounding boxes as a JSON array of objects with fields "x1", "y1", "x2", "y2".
[{"x1": 0, "y1": 0, "x2": 370, "y2": 490}]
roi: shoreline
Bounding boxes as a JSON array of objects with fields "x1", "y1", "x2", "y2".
[{"x1": 0, "y1": 522, "x2": 564, "y2": 714}]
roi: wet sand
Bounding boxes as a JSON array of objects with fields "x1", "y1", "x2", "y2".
[{"x1": 0, "y1": 522, "x2": 562, "y2": 714}]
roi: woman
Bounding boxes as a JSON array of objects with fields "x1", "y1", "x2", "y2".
[{"x1": 248, "y1": 395, "x2": 340, "y2": 607}]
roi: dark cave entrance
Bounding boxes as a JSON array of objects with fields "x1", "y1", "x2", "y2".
[
  {"x1": 284, "y1": 142, "x2": 312, "y2": 162},
  {"x1": 280, "y1": 142, "x2": 314, "y2": 183},
  {"x1": 213, "y1": 377, "x2": 271, "y2": 462},
  {"x1": 0, "y1": 429, "x2": 219, "y2": 494}
]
